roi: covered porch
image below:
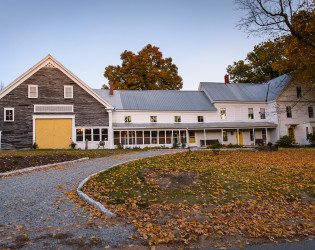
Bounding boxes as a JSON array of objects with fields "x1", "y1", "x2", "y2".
[{"x1": 113, "y1": 122, "x2": 277, "y2": 148}]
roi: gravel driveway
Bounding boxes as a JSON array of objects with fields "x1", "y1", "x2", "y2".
[{"x1": 0, "y1": 150, "x2": 180, "y2": 249}]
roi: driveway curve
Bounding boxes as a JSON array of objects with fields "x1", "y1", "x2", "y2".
[{"x1": 0, "y1": 150, "x2": 181, "y2": 249}]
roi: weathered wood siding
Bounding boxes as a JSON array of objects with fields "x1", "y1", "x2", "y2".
[{"x1": 0, "y1": 67, "x2": 109, "y2": 150}]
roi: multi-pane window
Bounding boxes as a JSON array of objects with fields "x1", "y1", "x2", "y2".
[
  {"x1": 64, "y1": 86, "x2": 73, "y2": 98},
  {"x1": 76, "y1": 128, "x2": 109, "y2": 142},
  {"x1": 174, "y1": 116, "x2": 181, "y2": 122},
  {"x1": 248, "y1": 108, "x2": 254, "y2": 119},
  {"x1": 125, "y1": 116, "x2": 131, "y2": 123},
  {"x1": 296, "y1": 87, "x2": 302, "y2": 98},
  {"x1": 101, "y1": 129, "x2": 108, "y2": 141},
  {"x1": 28, "y1": 85, "x2": 38, "y2": 98},
  {"x1": 220, "y1": 108, "x2": 226, "y2": 119},
  {"x1": 223, "y1": 130, "x2": 228, "y2": 141},
  {"x1": 76, "y1": 129, "x2": 83, "y2": 141},
  {"x1": 308, "y1": 107, "x2": 314, "y2": 118},
  {"x1": 260, "y1": 108, "x2": 266, "y2": 119},
  {"x1": 4, "y1": 108, "x2": 14, "y2": 121},
  {"x1": 198, "y1": 116, "x2": 204, "y2": 122},
  {"x1": 150, "y1": 116, "x2": 157, "y2": 122},
  {"x1": 93, "y1": 128, "x2": 100, "y2": 141},
  {"x1": 286, "y1": 106, "x2": 292, "y2": 118}
]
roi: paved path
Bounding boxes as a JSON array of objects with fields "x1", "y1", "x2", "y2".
[{"x1": 0, "y1": 150, "x2": 181, "y2": 249}]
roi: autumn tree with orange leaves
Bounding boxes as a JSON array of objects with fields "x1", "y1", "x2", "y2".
[{"x1": 104, "y1": 44, "x2": 183, "y2": 90}]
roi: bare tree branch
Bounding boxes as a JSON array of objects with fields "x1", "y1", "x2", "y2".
[{"x1": 236, "y1": 0, "x2": 315, "y2": 48}]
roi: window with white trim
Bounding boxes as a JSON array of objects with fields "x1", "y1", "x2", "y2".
[
  {"x1": 220, "y1": 108, "x2": 226, "y2": 119},
  {"x1": 174, "y1": 116, "x2": 181, "y2": 122},
  {"x1": 64, "y1": 86, "x2": 73, "y2": 98},
  {"x1": 125, "y1": 116, "x2": 131, "y2": 123},
  {"x1": 198, "y1": 116, "x2": 204, "y2": 122},
  {"x1": 248, "y1": 108, "x2": 254, "y2": 119},
  {"x1": 76, "y1": 128, "x2": 109, "y2": 142},
  {"x1": 150, "y1": 116, "x2": 157, "y2": 122},
  {"x1": 4, "y1": 108, "x2": 14, "y2": 122},
  {"x1": 28, "y1": 85, "x2": 38, "y2": 98},
  {"x1": 260, "y1": 108, "x2": 266, "y2": 119}
]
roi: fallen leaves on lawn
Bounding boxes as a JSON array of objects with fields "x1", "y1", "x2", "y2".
[{"x1": 82, "y1": 150, "x2": 315, "y2": 246}]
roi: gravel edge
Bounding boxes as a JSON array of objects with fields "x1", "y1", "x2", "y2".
[
  {"x1": 0, "y1": 157, "x2": 89, "y2": 177},
  {"x1": 77, "y1": 150, "x2": 184, "y2": 218}
]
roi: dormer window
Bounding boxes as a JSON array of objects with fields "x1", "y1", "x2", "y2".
[
  {"x1": 28, "y1": 85, "x2": 38, "y2": 98},
  {"x1": 64, "y1": 86, "x2": 73, "y2": 98}
]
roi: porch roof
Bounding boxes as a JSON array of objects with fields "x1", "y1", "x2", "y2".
[{"x1": 113, "y1": 122, "x2": 277, "y2": 130}]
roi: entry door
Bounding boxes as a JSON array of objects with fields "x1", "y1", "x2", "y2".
[
  {"x1": 238, "y1": 130, "x2": 243, "y2": 146},
  {"x1": 35, "y1": 119, "x2": 72, "y2": 149},
  {"x1": 288, "y1": 127, "x2": 295, "y2": 139}
]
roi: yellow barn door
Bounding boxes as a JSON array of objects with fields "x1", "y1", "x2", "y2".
[{"x1": 35, "y1": 119, "x2": 72, "y2": 149}]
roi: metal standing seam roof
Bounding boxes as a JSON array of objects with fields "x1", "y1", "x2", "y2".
[
  {"x1": 200, "y1": 74, "x2": 292, "y2": 102},
  {"x1": 113, "y1": 122, "x2": 277, "y2": 129},
  {"x1": 93, "y1": 89, "x2": 217, "y2": 111}
]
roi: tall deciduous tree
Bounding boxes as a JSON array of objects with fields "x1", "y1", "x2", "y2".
[
  {"x1": 273, "y1": 8, "x2": 315, "y2": 81},
  {"x1": 227, "y1": 39, "x2": 287, "y2": 83},
  {"x1": 236, "y1": 0, "x2": 315, "y2": 48},
  {"x1": 104, "y1": 44, "x2": 183, "y2": 90}
]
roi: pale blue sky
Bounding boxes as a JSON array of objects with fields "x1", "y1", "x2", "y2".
[{"x1": 0, "y1": 0, "x2": 263, "y2": 90}]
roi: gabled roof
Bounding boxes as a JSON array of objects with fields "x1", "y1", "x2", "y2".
[
  {"x1": 0, "y1": 55, "x2": 114, "y2": 109},
  {"x1": 94, "y1": 89, "x2": 217, "y2": 111},
  {"x1": 266, "y1": 74, "x2": 292, "y2": 101},
  {"x1": 199, "y1": 74, "x2": 292, "y2": 102}
]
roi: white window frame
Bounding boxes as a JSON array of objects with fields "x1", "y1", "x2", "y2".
[
  {"x1": 4, "y1": 108, "x2": 14, "y2": 122},
  {"x1": 248, "y1": 108, "x2": 254, "y2": 119},
  {"x1": 260, "y1": 108, "x2": 266, "y2": 119},
  {"x1": 28, "y1": 85, "x2": 38, "y2": 98},
  {"x1": 125, "y1": 116, "x2": 132, "y2": 123},
  {"x1": 174, "y1": 116, "x2": 181, "y2": 123},
  {"x1": 150, "y1": 116, "x2": 157, "y2": 122},
  {"x1": 64, "y1": 85, "x2": 73, "y2": 99},
  {"x1": 220, "y1": 108, "x2": 226, "y2": 120}
]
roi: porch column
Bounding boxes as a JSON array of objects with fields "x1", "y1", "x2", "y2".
[
  {"x1": 107, "y1": 110, "x2": 114, "y2": 148},
  {"x1": 204, "y1": 129, "x2": 206, "y2": 147},
  {"x1": 266, "y1": 128, "x2": 268, "y2": 144},
  {"x1": 157, "y1": 130, "x2": 159, "y2": 145},
  {"x1": 135, "y1": 131, "x2": 137, "y2": 145},
  {"x1": 237, "y1": 128, "x2": 239, "y2": 145},
  {"x1": 165, "y1": 130, "x2": 167, "y2": 145},
  {"x1": 171, "y1": 130, "x2": 174, "y2": 145},
  {"x1": 119, "y1": 131, "x2": 121, "y2": 144},
  {"x1": 186, "y1": 129, "x2": 189, "y2": 147},
  {"x1": 221, "y1": 129, "x2": 224, "y2": 144},
  {"x1": 0, "y1": 131, "x2": 2, "y2": 152},
  {"x1": 253, "y1": 128, "x2": 255, "y2": 146},
  {"x1": 143, "y1": 130, "x2": 144, "y2": 144}
]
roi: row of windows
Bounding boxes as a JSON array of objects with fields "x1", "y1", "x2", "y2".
[
  {"x1": 287, "y1": 106, "x2": 314, "y2": 118},
  {"x1": 220, "y1": 108, "x2": 266, "y2": 120},
  {"x1": 76, "y1": 128, "x2": 108, "y2": 142},
  {"x1": 114, "y1": 130, "x2": 188, "y2": 145},
  {"x1": 2, "y1": 106, "x2": 314, "y2": 123},
  {"x1": 222, "y1": 129, "x2": 267, "y2": 142},
  {"x1": 124, "y1": 115, "x2": 204, "y2": 123},
  {"x1": 28, "y1": 85, "x2": 73, "y2": 99}
]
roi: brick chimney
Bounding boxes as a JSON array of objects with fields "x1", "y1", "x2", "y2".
[
  {"x1": 224, "y1": 74, "x2": 229, "y2": 84},
  {"x1": 264, "y1": 76, "x2": 271, "y2": 82},
  {"x1": 109, "y1": 81, "x2": 114, "y2": 95}
]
